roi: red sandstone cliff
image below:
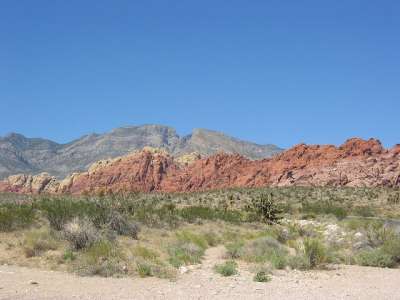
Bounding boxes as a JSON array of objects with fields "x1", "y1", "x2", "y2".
[{"x1": 0, "y1": 138, "x2": 399, "y2": 194}]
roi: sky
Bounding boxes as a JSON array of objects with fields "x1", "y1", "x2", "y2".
[{"x1": 0, "y1": 1, "x2": 399, "y2": 148}]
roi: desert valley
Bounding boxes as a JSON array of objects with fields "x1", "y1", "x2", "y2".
[
  {"x1": 0, "y1": 127, "x2": 400, "y2": 299},
  {"x1": 2, "y1": 1, "x2": 399, "y2": 299}
]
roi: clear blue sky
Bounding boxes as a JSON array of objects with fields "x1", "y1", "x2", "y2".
[{"x1": 1, "y1": 1, "x2": 399, "y2": 148}]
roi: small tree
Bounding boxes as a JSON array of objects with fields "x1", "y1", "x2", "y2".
[{"x1": 251, "y1": 193, "x2": 282, "y2": 224}]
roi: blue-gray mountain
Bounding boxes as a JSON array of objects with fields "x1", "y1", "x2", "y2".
[{"x1": 0, "y1": 125, "x2": 282, "y2": 179}]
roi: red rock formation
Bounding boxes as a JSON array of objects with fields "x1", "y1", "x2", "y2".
[
  {"x1": 67, "y1": 148, "x2": 179, "y2": 194},
  {"x1": 0, "y1": 138, "x2": 399, "y2": 194}
]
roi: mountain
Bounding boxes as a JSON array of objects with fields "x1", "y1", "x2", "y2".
[
  {"x1": 0, "y1": 125, "x2": 282, "y2": 179},
  {"x1": 1, "y1": 138, "x2": 399, "y2": 194}
]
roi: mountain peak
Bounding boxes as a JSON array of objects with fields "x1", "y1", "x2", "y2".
[{"x1": 3, "y1": 132, "x2": 27, "y2": 141}]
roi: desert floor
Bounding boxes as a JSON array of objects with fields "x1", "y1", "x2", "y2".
[{"x1": 1, "y1": 246, "x2": 399, "y2": 300}]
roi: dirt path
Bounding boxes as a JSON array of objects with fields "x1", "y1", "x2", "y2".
[{"x1": 1, "y1": 246, "x2": 400, "y2": 300}]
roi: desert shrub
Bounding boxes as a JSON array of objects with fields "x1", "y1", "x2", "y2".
[
  {"x1": 75, "y1": 239, "x2": 126, "y2": 277},
  {"x1": 252, "y1": 264, "x2": 272, "y2": 282},
  {"x1": 288, "y1": 254, "x2": 311, "y2": 270},
  {"x1": 214, "y1": 260, "x2": 238, "y2": 276},
  {"x1": 151, "y1": 264, "x2": 177, "y2": 280},
  {"x1": 108, "y1": 211, "x2": 139, "y2": 239},
  {"x1": 175, "y1": 230, "x2": 208, "y2": 250},
  {"x1": 0, "y1": 203, "x2": 35, "y2": 231},
  {"x1": 132, "y1": 246, "x2": 160, "y2": 261},
  {"x1": 225, "y1": 241, "x2": 245, "y2": 259},
  {"x1": 38, "y1": 198, "x2": 98, "y2": 230},
  {"x1": 63, "y1": 218, "x2": 99, "y2": 250},
  {"x1": 222, "y1": 229, "x2": 241, "y2": 242},
  {"x1": 285, "y1": 223, "x2": 304, "y2": 239},
  {"x1": 304, "y1": 238, "x2": 327, "y2": 268},
  {"x1": 253, "y1": 271, "x2": 271, "y2": 282},
  {"x1": 250, "y1": 193, "x2": 282, "y2": 224},
  {"x1": 243, "y1": 236, "x2": 286, "y2": 264},
  {"x1": 365, "y1": 222, "x2": 394, "y2": 247},
  {"x1": 278, "y1": 202, "x2": 296, "y2": 214},
  {"x1": 136, "y1": 260, "x2": 153, "y2": 277},
  {"x1": 63, "y1": 249, "x2": 76, "y2": 261},
  {"x1": 381, "y1": 236, "x2": 400, "y2": 262},
  {"x1": 132, "y1": 202, "x2": 180, "y2": 228},
  {"x1": 269, "y1": 252, "x2": 288, "y2": 269},
  {"x1": 23, "y1": 228, "x2": 59, "y2": 257},
  {"x1": 135, "y1": 258, "x2": 176, "y2": 279},
  {"x1": 168, "y1": 242, "x2": 204, "y2": 268},
  {"x1": 352, "y1": 206, "x2": 376, "y2": 217},
  {"x1": 202, "y1": 231, "x2": 221, "y2": 247},
  {"x1": 343, "y1": 218, "x2": 371, "y2": 231},
  {"x1": 326, "y1": 206, "x2": 348, "y2": 220},
  {"x1": 355, "y1": 249, "x2": 395, "y2": 268},
  {"x1": 177, "y1": 206, "x2": 244, "y2": 223},
  {"x1": 274, "y1": 226, "x2": 291, "y2": 243},
  {"x1": 302, "y1": 201, "x2": 347, "y2": 220}
]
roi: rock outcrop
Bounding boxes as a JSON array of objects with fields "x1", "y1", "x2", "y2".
[
  {"x1": 0, "y1": 173, "x2": 59, "y2": 194},
  {"x1": 0, "y1": 138, "x2": 399, "y2": 194}
]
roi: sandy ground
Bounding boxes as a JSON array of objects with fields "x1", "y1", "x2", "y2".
[{"x1": 0, "y1": 246, "x2": 400, "y2": 300}]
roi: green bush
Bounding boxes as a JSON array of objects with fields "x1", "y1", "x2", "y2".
[
  {"x1": 132, "y1": 246, "x2": 159, "y2": 261},
  {"x1": 304, "y1": 238, "x2": 327, "y2": 268},
  {"x1": 75, "y1": 239, "x2": 125, "y2": 277},
  {"x1": 369, "y1": 223, "x2": 396, "y2": 247},
  {"x1": 37, "y1": 198, "x2": 103, "y2": 230},
  {"x1": 352, "y1": 206, "x2": 376, "y2": 217},
  {"x1": 253, "y1": 271, "x2": 271, "y2": 282},
  {"x1": 136, "y1": 260, "x2": 153, "y2": 277},
  {"x1": 214, "y1": 260, "x2": 238, "y2": 276},
  {"x1": 132, "y1": 202, "x2": 180, "y2": 228},
  {"x1": 288, "y1": 254, "x2": 311, "y2": 270},
  {"x1": 176, "y1": 230, "x2": 209, "y2": 250},
  {"x1": 63, "y1": 249, "x2": 76, "y2": 261},
  {"x1": 269, "y1": 252, "x2": 287, "y2": 269},
  {"x1": 0, "y1": 203, "x2": 35, "y2": 231},
  {"x1": 302, "y1": 201, "x2": 347, "y2": 220},
  {"x1": 355, "y1": 249, "x2": 395, "y2": 268},
  {"x1": 134, "y1": 259, "x2": 176, "y2": 279},
  {"x1": 382, "y1": 236, "x2": 400, "y2": 262},
  {"x1": 178, "y1": 206, "x2": 244, "y2": 223},
  {"x1": 250, "y1": 193, "x2": 282, "y2": 224},
  {"x1": 243, "y1": 236, "x2": 286, "y2": 264},
  {"x1": 168, "y1": 242, "x2": 204, "y2": 268},
  {"x1": 225, "y1": 241, "x2": 245, "y2": 259},
  {"x1": 202, "y1": 231, "x2": 221, "y2": 247}
]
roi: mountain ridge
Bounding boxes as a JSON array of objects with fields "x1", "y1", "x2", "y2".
[{"x1": 0, "y1": 125, "x2": 282, "y2": 179}]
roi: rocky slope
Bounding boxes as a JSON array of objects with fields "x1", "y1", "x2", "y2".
[
  {"x1": 0, "y1": 125, "x2": 282, "y2": 179},
  {"x1": 0, "y1": 138, "x2": 399, "y2": 194}
]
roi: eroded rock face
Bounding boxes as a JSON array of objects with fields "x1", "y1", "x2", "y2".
[
  {"x1": 0, "y1": 173, "x2": 59, "y2": 194},
  {"x1": 0, "y1": 138, "x2": 399, "y2": 194},
  {"x1": 175, "y1": 152, "x2": 201, "y2": 166},
  {"x1": 66, "y1": 148, "x2": 178, "y2": 194}
]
